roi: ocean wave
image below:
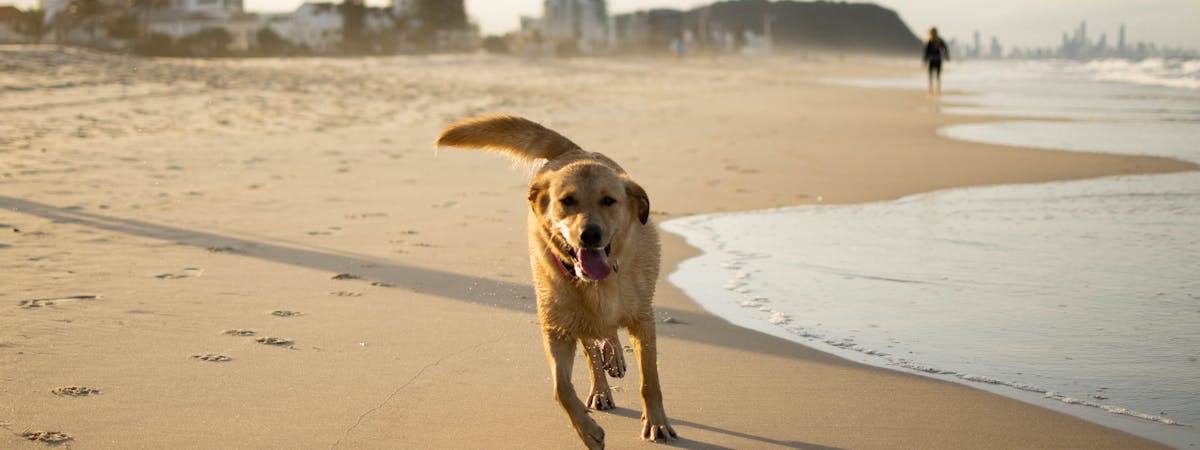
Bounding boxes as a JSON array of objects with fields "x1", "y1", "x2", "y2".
[{"x1": 1083, "y1": 58, "x2": 1200, "y2": 90}]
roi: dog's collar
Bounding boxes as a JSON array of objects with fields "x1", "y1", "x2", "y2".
[{"x1": 549, "y1": 248, "x2": 579, "y2": 280}]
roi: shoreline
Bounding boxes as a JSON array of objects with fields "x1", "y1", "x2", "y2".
[
  {"x1": 656, "y1": 69, "x2": 1199, "y2": 447},
  {"x1": 659, "y1": 182, "x2": 1196, "y2": 447},
  {"x1": 1, "y1": 49, "x2": 1192, "y2": 448}
]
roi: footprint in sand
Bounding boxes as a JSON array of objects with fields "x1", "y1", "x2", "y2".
[
  {"x1": 344, "y1": 212, "x2": 388, "y2": 220},
  {"x1": 155, "y1": 267, "x2": 202, "y2": 279},
  {"x1": 307, "y1": 227, "x2": 342, "y2": 236},
  {"x1": 192, "y1": 354, "x2": 232, "y2": 362},
  {"x1": 206, "y1": 246, "x2": 243, "y2": 254},
  {"x1": 51, "y1": 386, "x2": 101, "y2": 397},
  {"x1": 22, "y1": 431, "x2": 72, "y2": 445},
  {"x1": 222, "y1": 329, "x2": 256, "y2": 336},
  {"x1": 18, "y1": 295, "x2": 99, "y2": 308},
  {"x1": 256, "y1": 336, "x2": 293, "y2": 346},
  {"x1": 330, "y1": 273, "x2": 361, "y2": 280},
  {"x1": 329, "y1": 291, "x2": 362, "y2": 297},
  {"x1": 271, "y1": 310, "x2": 301, "y2": 317}
]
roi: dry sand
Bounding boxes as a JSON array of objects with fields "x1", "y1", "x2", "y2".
[{"x1": 1, "y1": 46, "x2": 1193, "y2": 449}]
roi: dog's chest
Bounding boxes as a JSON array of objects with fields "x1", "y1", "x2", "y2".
[{"x1": 541, "y1": 279, "x2": 623, "y2": 338}]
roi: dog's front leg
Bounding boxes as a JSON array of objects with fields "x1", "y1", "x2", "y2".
[
  {"x1": 629, "y1": 318, "x2": 677, "y2": 442},
  {"x1": 546, "y1": 334, "x2": 605, "y2": 449},
  {"x1": 583, "y1": 339, "x2": 615, "y2": 410}
]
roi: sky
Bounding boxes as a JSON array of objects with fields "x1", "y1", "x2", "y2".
[{"x1": 11, "y1": 0, "x2": 1199, "y2": 50}]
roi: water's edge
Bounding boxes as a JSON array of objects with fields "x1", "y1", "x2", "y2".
[{"x1": 661, "y1": 69, "x2": 1198, "y2": 447}]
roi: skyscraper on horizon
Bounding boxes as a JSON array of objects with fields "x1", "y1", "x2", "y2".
[
  {"x1": 973, "y1": 30, "x2": 980, "y2": 58},
  {"x1": 1117, "y1": 23, "x2": 1126, "y2": 54}
]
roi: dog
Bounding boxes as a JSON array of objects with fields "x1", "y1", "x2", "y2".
[{"x1": 437, "y1": 115, "x2": 676, "y2": 448}]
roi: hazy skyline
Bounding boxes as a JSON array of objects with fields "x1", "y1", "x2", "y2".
[
  {"x1": 469, "y1": 0, "x2": 1200, "y2": 50},
  {"x1": 10, "y1": 0, "x2": 1199, "y2": 50}
]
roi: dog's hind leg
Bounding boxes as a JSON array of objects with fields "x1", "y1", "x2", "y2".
[
  {"x1": 582, "y1": 339, "x2": 616, "y2": 410},
  {"x1": 628, "y1": 318, "x2": 677, "y2": 442},
  {"x1": 546, "y1": 334, "x2": 605, "y2": 449},
  {"x1": 599, "y1": 335, "x2": 626, "y2": 378}
]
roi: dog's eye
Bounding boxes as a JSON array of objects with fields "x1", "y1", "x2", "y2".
[
  {"x1": 559, "y1": 196, "x2": 576, "y2": 207},
  {"x1": 601, "y1": 196, "x2": 616, "y2": 207}
]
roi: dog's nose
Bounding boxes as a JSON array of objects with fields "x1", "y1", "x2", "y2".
[{"x1": 580, "y1": 224, "x2": 603, "y2": 248}]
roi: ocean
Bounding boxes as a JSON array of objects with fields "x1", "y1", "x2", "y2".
[{"x1": 661, "y1": 59, "x2": 1200, "y2": 447}]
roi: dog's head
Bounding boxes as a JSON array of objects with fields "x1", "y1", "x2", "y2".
[{"x1": 529, "y1": 161, "x2": 649, "y2": 282}]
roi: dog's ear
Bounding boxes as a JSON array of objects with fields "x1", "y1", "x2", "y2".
[
  {"x1": 625, "y1": 180, "x2": 650, "y2": 225},
  {"x1": 528, "y1": 180, "x2": 550, "y2": 216}
]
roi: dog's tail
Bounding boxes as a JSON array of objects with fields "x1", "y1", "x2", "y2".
[{"x1": 435, "y1": 115, "x2": 578, "y2": 163}]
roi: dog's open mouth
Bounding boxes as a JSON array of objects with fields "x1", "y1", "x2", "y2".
[
  {"x1": 575, "y1": 244, "x2": 612, "y2": 281},
  {"x1": 556, "y1": 241, "x2": 613, "y2": 281}
]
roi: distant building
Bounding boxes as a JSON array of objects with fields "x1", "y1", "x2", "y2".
[
  {"x1": 392, "y1": 0, "x2": 474, "y2": 52},
  {"x1": 260, "y1": 2, "x2": 395, "y2": 53},
  {"x1": 541, "y1": 0, "x2": 607, "y2": 52},
  {"x1": 972, "y1": 30, "x2": 980, "y2": 58},
  {"x1": 609, "y1": 9, "x2": 681, "y2": 53},
  {"x1": 258, "y1": 11, "x2": 292, "y2": 38},
  {"x1": 146, "y1": 12, "x2": 258, "y2": 51},
  {"x1": 277, "y1": 2, "x2": 342, "y2": 51},
  {"x1": 1117, "y1": 23, "x2": 1126, "y2": 55},
  {"x1": 170, "y1": 0, "x2": 243, "y2": 16},
  {"x1": 609, "y1": 11, "x2": 648, "y2": 47},
  {"x1": 145, "y1": 0, "x2": 255, "y2": 51},
  {"x1": 960, "y1": 21, "x2": 1195, "y2": 61},
  {"x1": 139, "y1": 0, "x2": 255, "y2": 50}
]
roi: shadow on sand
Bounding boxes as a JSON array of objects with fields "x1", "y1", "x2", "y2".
[
  {"x1": 604, "y1": 406, "x2": 845, "y2": 450},
  {"x1": 2, "y1": 196, "x2": 860, "y2": 365}
]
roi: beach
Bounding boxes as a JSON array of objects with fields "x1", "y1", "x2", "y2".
[{"x1": 1, "y1": 46, "x2": 1192, "y2": 449}]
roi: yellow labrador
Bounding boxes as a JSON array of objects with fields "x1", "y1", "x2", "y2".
[{"x1": 437, "y1": 115, "x2": 676, "y2": 448}]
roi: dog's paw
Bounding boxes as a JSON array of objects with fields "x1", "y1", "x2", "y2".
[
  {"x1": 574, "y1": 418, "x2": 605, "y2": 449},
  {"x1": 587, "y1": 390, "x2": 615, "y2": 410},
  {"x1": 640, "y1": 413, "x2": 678, "y2": 442},
  {"x1": 600, "y1": 339, "x2": 626, "y2": 378}
]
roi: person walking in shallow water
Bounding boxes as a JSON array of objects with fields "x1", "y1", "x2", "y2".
[{"x1": 923, "y1": 27, "x2": 950, "y2": 95}]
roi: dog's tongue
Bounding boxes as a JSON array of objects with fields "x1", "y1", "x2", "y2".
[{"x1": 576, "y1": 248, "x2": 612, "y2": 280}]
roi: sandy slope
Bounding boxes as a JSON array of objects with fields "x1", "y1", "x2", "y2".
[{"x1": 1, "y1": 46, "x2": 1192, "y2": 449}]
